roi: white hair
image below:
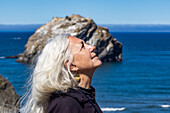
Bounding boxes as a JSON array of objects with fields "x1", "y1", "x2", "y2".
[{"x1": 20, "y1": 34, "x2": 78, "y2": 113}]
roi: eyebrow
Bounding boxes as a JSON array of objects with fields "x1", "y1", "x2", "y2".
[{"x1": 80, "y1": 41, "x2": 84, "y2": 51}]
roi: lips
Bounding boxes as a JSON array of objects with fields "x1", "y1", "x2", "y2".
[{"x1": 92, "y1": 53, "x2": 97, "y2": 59}]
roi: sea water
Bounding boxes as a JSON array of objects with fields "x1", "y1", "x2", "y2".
[{"x1": 0, "y1": 32, "x2": 170, "y2": 113}]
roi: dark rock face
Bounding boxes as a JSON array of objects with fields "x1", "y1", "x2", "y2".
[
  {"x1": 16, "y1": 15, "x2": 123, "y2": 64},
  {"x1": 0, "y1": 75, "x2": 20, "y2": 111},
  {"x1": 5, "y1": 54, "x2": 20, "y2": 59}
]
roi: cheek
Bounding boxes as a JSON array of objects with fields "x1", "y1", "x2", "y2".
[{"x1": 74, "y1": 54, "x2": 93, "y2": 69}]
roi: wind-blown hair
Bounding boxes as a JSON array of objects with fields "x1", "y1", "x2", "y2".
[{"x1": 21, "y1": 34, "x2": 77, "y2": 113}]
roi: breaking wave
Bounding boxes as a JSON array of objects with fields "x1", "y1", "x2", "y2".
[
  {"x1": 0, "y1": 56, "x2": 5, "y2": 59},
  {"x1": 13, "y1": 37, "x2": 21, "y2": 40},
  {"x1": 101, "y1": 107, "x2": 126, "y2": 111},
  {"x1": 159, "y1": 105, "x2": 170, "y2": 108}
]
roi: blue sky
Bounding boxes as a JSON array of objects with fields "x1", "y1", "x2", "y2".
[{"x1": 0, "y1": 0, "x2": 170, "y2": 25}]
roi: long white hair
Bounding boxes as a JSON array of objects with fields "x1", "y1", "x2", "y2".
[{"x1": 21, "y1": 34, "x2": 77, "y2": 113}]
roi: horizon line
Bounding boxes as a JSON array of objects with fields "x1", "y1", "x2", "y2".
[{"x1": 1, "y1": 23, "x2": 170, "y2": 26}]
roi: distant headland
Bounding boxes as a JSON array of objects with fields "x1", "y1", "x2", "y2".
[{"x1": 1, "y1": 24, "x2": 170, "y2": 32}]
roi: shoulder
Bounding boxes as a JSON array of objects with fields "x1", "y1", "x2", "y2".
[
  {"x1": 47, "y1": 95, "x2": 82, "y2": 113},
  {"x1": 54, "y1": 95, "x2": 81, "y2": 106}
]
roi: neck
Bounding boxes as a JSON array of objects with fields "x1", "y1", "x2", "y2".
[{"x1": 78, "y1": 70, "x2": 94, "y2": 89}]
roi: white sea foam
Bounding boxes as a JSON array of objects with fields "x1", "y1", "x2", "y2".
[
  {"x1": 101, "y1": 107, "x2": 126, "y2": 111},
  {"x1": 0, "y1": 56, "x2": 5, "y2": 59},
  {"x1": 159, "y1": 105, "x2": 170, "y2": 108},
  {"x1": 13, "y1": 37, "x2": 21, "y2": 40}
]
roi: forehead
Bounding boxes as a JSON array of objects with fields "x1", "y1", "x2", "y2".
[
  {"x1": 68, "y1": 36, "x2": 83, "y2": 54},
  {"x1": 69, "y1": 36, "x2": 83, "y2": 43}
]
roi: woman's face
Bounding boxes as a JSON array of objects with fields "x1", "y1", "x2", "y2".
[{"x1": 69, "y1": 36, "x2": 102, "y2": 72}]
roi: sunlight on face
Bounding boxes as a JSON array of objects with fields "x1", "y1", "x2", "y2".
[{"x1": 69, "y1": 36, "x2": 102, "y2": 72}]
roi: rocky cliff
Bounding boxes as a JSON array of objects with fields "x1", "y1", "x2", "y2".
[
  {"x1": 0, "y1": 75, "x2": 20, "y2": 111},
  {"x1": 16, "y1": 15, "x2": 122, "y2": 64}
]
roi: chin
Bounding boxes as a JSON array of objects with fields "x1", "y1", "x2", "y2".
[{"x1": 93, "y1": 60, "x2": 102, "y2": 68}]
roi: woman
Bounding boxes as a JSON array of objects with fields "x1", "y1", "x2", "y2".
[{"x1": 21, "y1": 34, "x2": 103, "y2": 113}]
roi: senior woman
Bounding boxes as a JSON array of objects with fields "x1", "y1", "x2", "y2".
[{"x1": 21, "y1": 34, "x2": 103, "y2": 113}]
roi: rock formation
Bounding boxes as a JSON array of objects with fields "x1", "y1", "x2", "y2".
[
  {"x1": 0, "y1": 75, "x2": 20, "y2": 112},
  {"x1": 16, "y1": 15, "x2": 122, "y2": 64}
]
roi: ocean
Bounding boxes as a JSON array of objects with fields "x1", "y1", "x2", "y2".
[{"x1": 0, "y1": 32, "x2": 170, "y2": 113}]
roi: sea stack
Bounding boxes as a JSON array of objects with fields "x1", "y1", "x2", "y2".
[
  {"x1": 0, "y1": 75, "x2": 20, "y2": 112},
  {"x1": 16, "y1": 15, "x2": 123, "y2": 64}
]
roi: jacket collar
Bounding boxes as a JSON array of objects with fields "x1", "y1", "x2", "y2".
[
  {"x1": 67, "y1": 86, "x2": 96, "y2": 103},
  {"x1": 50, "y1": 86, "x2": 96, "y2": 104}
]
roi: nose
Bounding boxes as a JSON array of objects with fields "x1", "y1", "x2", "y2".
[{"x1": 86, "y1": 44, "x2": 95, "y2": 52}]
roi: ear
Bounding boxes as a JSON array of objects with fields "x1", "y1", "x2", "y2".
[
  {"x1": 64, "y1": 59, "x2": 78, "y2": 72},
  {"x1": 64, "y1": 59, "x2": 69, "y2": 69}
]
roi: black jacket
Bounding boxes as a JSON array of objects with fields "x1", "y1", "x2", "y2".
[{"x1": 47, "y1": 86, "x2": 103, "y2": 113}]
